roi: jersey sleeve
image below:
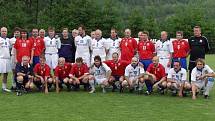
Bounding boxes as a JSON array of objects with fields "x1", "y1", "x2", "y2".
[
  {"x1": 146, "y1": 64, "x2": 152, "y2": 73},
  {"x1": 83, "y1": 64, "x2": 89, "y2": 74},
  {"x1": 124, "y1": 66, "x2": 130, "y2": 77},
  {"x1": 169, "y1": 41, "x2": 174, "y2": 53},
  {"x1": 160, "y1": 65, "x2": 166, "y2": 77},
  {"x1": 69, "y1": 66, "x2": 75, "y2": 76},
  {"x1": 205, "y1": 65, "x2": 214, "y2": 73},
  {"x1": 167, "y1": 69, "x2": 173, "y2": 79},
  {"x1": 14, "y1": 40, "x2": 18, "y2": 49},
  {"x1": 33, "y1": 64, "x2": 39, "y2": 73},
  {"x1": 191, "y1": 68, "x2": 197, "y2": 82},
  {"x1": 102, "y1": 63, "x2": 111, "y2": 72},
  {"x1": 15, "y1": 63, "x2": 21, "y2": 73},
  {"x1": 182, "y1": 69, "x2": 187, "y2": 81},
  {"x1": 54, "y1": 67, "x2": 59, "y2": 77},
  {"x1": 41, "y1": 38, "x2": 45, "y2": 51},
  {"x1": 132, "y1": 38, "x2": 137, "y2": 50},
  {"x1": 45, "y1": 66, "x2": 51, "y2": 77},
  {"x1": 56, "y1": 38, "x2": 61, "y2": 49},
  {"x1": 139, "y1": 66, "x2": 145, "y2": 74},
  {"x1": 151, "y1": 42, "x2": 155, "y2": 53}
]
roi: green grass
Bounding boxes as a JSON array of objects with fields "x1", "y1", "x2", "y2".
[{"x1": 0, "y1": 54, "x2": 215, "y2": 121}]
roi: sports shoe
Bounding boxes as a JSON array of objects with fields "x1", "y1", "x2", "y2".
[
  {"x1": 145, "y1": 91, "x2": 151, "y2": 95},
  {"x1": 204, "y1": 95, "x2": 209, "y2": 99},
  {"x1": 89, "y1": 88, "x2": 95, "y2": 93},
  {"x1": 16, "y1": 91, "x2": 22, "y2": 96},
  {"x1": 2, "y1": 88, "x2": 11, "y2": 93}
]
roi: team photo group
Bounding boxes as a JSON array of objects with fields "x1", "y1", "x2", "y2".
[{"x1": 0, "y1": 25, "x2": 214, "y2": 100}]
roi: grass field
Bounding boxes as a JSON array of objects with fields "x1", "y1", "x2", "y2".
[{"x1": 0, "y1": 55, "x2": 214, "y2": 121}]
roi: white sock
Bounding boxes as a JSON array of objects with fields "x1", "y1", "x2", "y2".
[
  {"x1": 89, "y1": 80, "x2": 95, "y2": 90},
  {"x1": 2, "y1": 83, "x2": 6, "y2": 89}
]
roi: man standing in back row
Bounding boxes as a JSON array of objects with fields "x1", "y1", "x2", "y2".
[
  {"x1": 120, "y1": 29, "x2": 137, "y2": 62},
  {"x1": 188, "y1": 26, "x2": 210, "y2": 82}
]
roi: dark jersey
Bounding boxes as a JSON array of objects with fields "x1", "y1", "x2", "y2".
[
  {"x1": 15, "y1": 63, "x2": 34, "y2": 77},
  {"x1": 58, "y1": 37, "x2": 76, "y2": 63},
  {"x1": 188, "y1": 36, "x2": 210, "y2": 61}
]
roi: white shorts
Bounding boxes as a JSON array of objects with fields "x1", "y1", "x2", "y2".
[
  {"x1": 95, "y1": 78, "x2": 107, "y2": 85},
  {"x1": 45, "y1": 53, "x2": 58, "y2": 69},
  {"x1": 75, "y1": 52, "x2": 91, "y2": 67},
  {"x1": 192, "y1": 81, "x2": 205, "y2": 89},
  {"x1": 11, "y1": 55, "x2": 16, "y2": 69},
  {"x1": 0, "y1": 58, "x2": 12, "y2": 73},
  {"x1": 159, "y1": 58, "x2": 170, "y2": 73}
]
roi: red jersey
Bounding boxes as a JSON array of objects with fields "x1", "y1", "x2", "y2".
[
  {"x1": 34, "y1": 63, "x2": 51, "y2": 78},
  {"x1": 104, "y1": 60, "x2": 129, "y2": 76},
  {"x1": 14, "y1": 38, "x2": 33, "y2": 63},
  {"x1": 69, "y1": 63, "x2": 89, "y2": 78},
  {"x1": 54, "y1": 63, "x2": 71, "y2": 79},
  {"x1": 147, "y1": 63, "x2": 166, "y2": 81},
  {"x1": 120, "y1": 37, "x2": 137, "y2": 62},
  {"x1": 172, "y1": 39, "x2": 190, "y2": 58},
  {"x1": 138, "y1": 40, "x2": 155, "y2": 60},
  {"x1": 29, "y1": 37, "x2": 45, "y2": 56}
]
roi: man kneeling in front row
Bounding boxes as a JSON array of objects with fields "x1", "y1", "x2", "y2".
[
  {"x1": 166, "y1": 60, "x2": 191, "y2": 97},
  {"x1": 33, "y1": 56, "x2": 53, "y2": 93},
  {"x1": 15, "y1": 56, "x2": 34, "y2": 96},
  {"x1": 191, "y1": 58, "x2": 215, "y2": 99},
  {"x1": 121, "y1": 57, "x2": 145, "y2": 93}
]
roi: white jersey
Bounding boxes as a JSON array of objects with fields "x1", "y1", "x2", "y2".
[
  {"x1": 0, "y1": 37, "x2": 11, "y2": 59},
  {"x1": 44, "y1": 36, "x2": 61, "y2": 54},
  {"x1": 90, "y1": 63, "x2": 111, "y2": 79},
  {"x1": 125, "y1": 64, "x2": 145, "y2": 79},
  {"x1": 91, "y1": 38, "x2": 107, "y2": 61},
  {"x1": 75, "y1": 35, "x2": 91, "y2": 54},
  {"x1": 106, "y1": 37, "x2": 121, "y2": 60},
  {"x1": 9, "y1": 37, "x2": 16, "y2": 55},
  {"x1": 155, "y1": 40, "x2": 174, "y2": 58},
  {"x1": 191, "y1": 65, "x2": 214, "y2": 83},
  {"x1": 167, "y1": 68, "x2": 187, "y2": 83}
]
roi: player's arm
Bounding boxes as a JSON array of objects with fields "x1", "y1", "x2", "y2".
[
  {"x1": 153, "y1": 76, "x2": 166, "y2": 88},
  {"x1": 69, "y1": 74, "x2": 79, "y2": 81},
  {"x1": 78, "y1": 73, "x2": 89, "y2": 80},
  {"x1": 30, "y1": 44, "x2": 34, "y2": 64},
  {"x1": 199, "y1": 72, "x2": 215, "y2": 80},
  {"x1": 168, "y1": 52, "x2": 173, "y2": 67},
  {"x1": 17, "y1": 72, "x2": 26, "y2": 77}
]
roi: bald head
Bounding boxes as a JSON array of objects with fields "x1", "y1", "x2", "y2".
[
  {"x1": 161, "y1": 31, "x2": 168, "y2": 41},
  {"x1": 95, "y1": 29, "x2": 102, "y2": 40},
  {"x1": 124, "y1": 29, "x2": 131, "y2": 38},
  {"x1": 131, "y1": 56, "x2": 139, "y2": 67},
  {"x1": 58, "y1": 57, "x2": 66, "y2": 66},
  {"x1": 152, "y1": 56, "x2": 159, "y2": 66},
  {"x1": 1, "y1": 27, "x2": 7, "y2": 38}
]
